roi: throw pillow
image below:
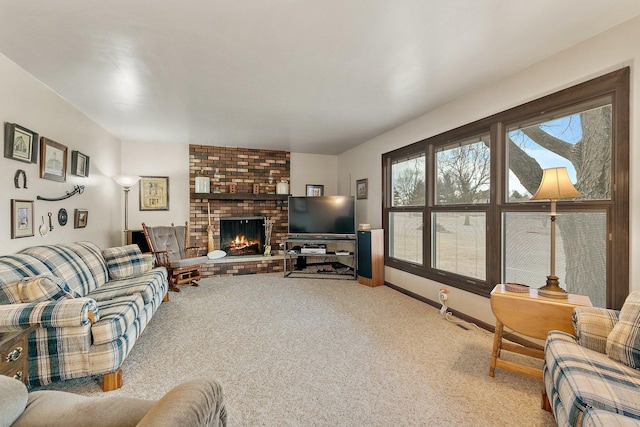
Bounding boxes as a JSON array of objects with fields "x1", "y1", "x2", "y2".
[
  {"x1": 606, "y1": 291, "x2": 640, "y2": 369},
  {"x1": 17, "y1": 274, "x2": 77, "y2": 303},
  {"x1": 102, "y1": 245, "x2": 151, "y2": 279}
]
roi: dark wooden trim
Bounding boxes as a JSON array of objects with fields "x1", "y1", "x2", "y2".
[{"x1": 384, "y1": 281, "x2": 543, "y2": 350}]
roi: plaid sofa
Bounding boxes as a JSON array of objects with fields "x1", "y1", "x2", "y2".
[
  {"x1": 0, "y1": 242, "x2": 168, "y2": 391},
  {"x1": 544, "y1": 302, "x2": 640, "y2": 427}
]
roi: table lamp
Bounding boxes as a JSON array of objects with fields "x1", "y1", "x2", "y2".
[{"x1": 530, "y1": 167, "x2": 581, "y2": 298}]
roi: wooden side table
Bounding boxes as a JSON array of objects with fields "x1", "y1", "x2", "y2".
[
  {"x1": 1, "y1": 324, "x2": 39, "y2": 384},
  {"x1": 489, "y1": 284, "x2": 591, "y2": 379}
]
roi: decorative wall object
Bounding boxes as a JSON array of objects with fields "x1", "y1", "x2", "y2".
[
  {"x1": 356, "y1": 178, "x2": 368, "y2": 200},
  {"x1": 306, "y1": 184, "x2": 324, "y2": 196},
  {"x1": 39, "y1": 137, "x2": 68, "y2": 182},
  {"x1": 37, "y1": 185, "x2": 85, "y2": 201},
  {"x1": 11, "y1": 199, "x2": 34, "y2": 239},
  {"x1": 4, "y1": 123, "x2": 38, "y2": 163},
  {"x1": 71, "y1": 150, "x2": 90, "y2": 177},
  {"x1": 140, "y1": 176, "x2": 169, "y2": 211},
  {"x1": 14, "y1": 170, "x2": 27, "y2": 188},
  {"x1": 74, "y1": 208, "x2": 88, "y2": 228},
  {"x1": 58, "y1": 208, "x2": 68, "y2": 226}
]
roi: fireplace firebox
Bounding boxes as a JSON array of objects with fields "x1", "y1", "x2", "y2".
[{"x1": 220, "y1": 216, "x2": 265, "y2": 256}]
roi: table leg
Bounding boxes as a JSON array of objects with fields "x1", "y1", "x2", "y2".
[{"x1": 489, "y1": 320, "x2": 504, "y2": 377}]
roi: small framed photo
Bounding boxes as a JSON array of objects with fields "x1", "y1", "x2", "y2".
[
  {"x1": 74, "y1": 209, "x2": 88, "y2": 229},
  {"x1": 5, "y1": 123, "x2": 38, "y2": 163},
  {"x1": 40, "y1": 137, "x2": 67, "y2": 182},
  {"x1": 140, "y1": 176, "x2": 169, "y2": 211},
  {"x1": 71, "y1": 151, "x2": 90, "y2": 177},
  {"x1": 306, "y1": 184, "x2": 324, "y2": 197},
  {"x1": 11, "y1": 199, "x2": 34, "y2": 239},
  {"x1": 356, "y1": 178, "x2": 368, "y2": 200}
]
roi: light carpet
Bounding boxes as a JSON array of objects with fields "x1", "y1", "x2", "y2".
[{"x1": 34, "y1": 273, "x2": 556, "y2": 426}]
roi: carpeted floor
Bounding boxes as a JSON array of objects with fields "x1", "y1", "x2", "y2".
[{"x1": 34, "y1": 273, "x2": 556, "y2": 426}]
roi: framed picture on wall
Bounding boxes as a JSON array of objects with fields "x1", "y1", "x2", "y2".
[
  {"x1": 4, "y1": 123, "x2": 38, "y2": 163},
  {"x1": 11, "y1": 199, "x2": 34, "y2": 238},
  {"x1": 306, "y1": 184, "x2": 324, "y2": 197},
  {"x1": 356, "y1": 178, "x2": 368, "y2": 199},
  {"x1": 71, "y1": 150, "x2": 90, "y2": 177},
  {"x1": 40, "y1": 137, "x2": 67, "y2": 182},
  {"x1": 74, "y1": 209, "x2": 89, "y2": 229},
  {"x1": 140, "y1": 176, "x2": 169, "y2": 211}
]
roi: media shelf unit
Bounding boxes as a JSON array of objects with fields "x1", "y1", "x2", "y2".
[{"x1": 283, "y1": 236, "x2": 357, "y2": 280}]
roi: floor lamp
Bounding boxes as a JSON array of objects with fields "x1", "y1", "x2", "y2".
[
  {"x1": 113, "y1": 175, "x2": 141, "y2": 236},
  {"x1": 530, "y1": 167, "x2": 582, "y2": 299}
]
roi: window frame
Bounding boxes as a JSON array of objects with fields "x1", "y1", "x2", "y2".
[{"x1": 382, "y1": 68, "x2": 629, "y2": 308}]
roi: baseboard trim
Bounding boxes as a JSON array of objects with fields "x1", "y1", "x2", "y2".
[{"x1": 383, "y1": 281, "x2": 543, "y2": 351}]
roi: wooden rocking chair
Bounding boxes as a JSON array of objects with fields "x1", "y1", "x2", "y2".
[{"x1": 142, "y1": 222, "x2": 206, "y2": 292}]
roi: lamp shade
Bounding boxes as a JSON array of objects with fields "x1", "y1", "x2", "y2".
[
  {"x1": 530, "y1": 167, "x2": 581, "y2": 201},
  {"x1": 113, "y1": 174, "x2": 141, "y2": 188}
]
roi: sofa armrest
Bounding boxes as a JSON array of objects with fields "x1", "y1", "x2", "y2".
[
  {"x1": 572, "y1": 306, "x2": 619, "y2": 354},
  {"x1": 0, "y1": 298, "x2": 99, "y2": 329},
  {"x1": 137, "y1": 379, "x2": 227, "y2": 427}
]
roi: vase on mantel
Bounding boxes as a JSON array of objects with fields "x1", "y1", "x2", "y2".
[{"x1": 276, "y1": 180, "x2": 289, "y2": 195}]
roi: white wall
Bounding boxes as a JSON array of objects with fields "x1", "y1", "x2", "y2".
[
  {"x1": 290, "y1": 153, "x2": 338, "y2": 196},
  {"x1": 0, "y1": 53, "x2": 123, "y2": 253},
  {"x1": 338, "y1": 15, "x2": 640, "y2": 324},
  {"x1": 121, "y1": 141, "x2": 190, "y2": 233}
]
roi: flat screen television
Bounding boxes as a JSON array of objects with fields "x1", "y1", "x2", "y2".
[{"x1": 288, "y1": 196, "x2": 356, "y2": 237}]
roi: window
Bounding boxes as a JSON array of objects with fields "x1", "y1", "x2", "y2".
[
  {"x1": 383, "y1": 68, "x2": 629, "y2": 308},
  {"x1": 388, "y1": 153, "x2": 425, "y2": 265}
]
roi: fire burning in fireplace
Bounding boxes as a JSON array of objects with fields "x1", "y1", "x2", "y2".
[{"x1": 220, "y1": 217, "x2": 265, "y2": 256}]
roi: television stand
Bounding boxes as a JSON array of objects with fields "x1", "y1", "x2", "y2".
[{"x1": 284, "y1": 237, "x2": 356, "y2": 280}]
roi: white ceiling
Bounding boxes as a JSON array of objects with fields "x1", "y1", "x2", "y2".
[{"x1": 1, "y1": 1, "x2": 639, "y2": 155}]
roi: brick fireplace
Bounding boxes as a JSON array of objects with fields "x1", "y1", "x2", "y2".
[{"x1": 189, "y1": 145, "x2": 289, "y2": 277}]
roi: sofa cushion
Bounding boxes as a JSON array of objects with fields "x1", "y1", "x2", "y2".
[
  {"x1": 88, "y1": 268, "x2": 167, "y2": 305},
  {"x1": 20, "y1": 245, "x2": 99, "y2": 296},
  {"x1": 63, "y1": 242, "x2": 109, "y2": 288},
  {"x1": 0, "y1": 255, "x2": 51, "y2": 305},
  {"x1": 607, "y1": 292, "x2": 640, "y2": 369},
  {"x1": 102, "y1": 245, "x2": 151, "y2": 279},
  {"x1": 17, "y1": 274, "x2": 78, "y2": 303},
  {"x1": 92, "y1": 294, "x2": 144, "y2": 345},
  {"x1": 0, "y1": 376, "x2": 28, "y2": 427},
  {"x1": 145, "y1": 225, "x2": 185, "y2": 261},
  {"x1": 546, "y1": 331, "x2": 640, "y2": 425}
]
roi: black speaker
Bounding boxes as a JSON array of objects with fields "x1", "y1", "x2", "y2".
[{"x1": 357, "y1": 231, "x2": 372, "y2": 279}]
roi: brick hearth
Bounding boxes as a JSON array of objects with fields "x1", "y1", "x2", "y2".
[{"x1": 189, "y1": 145, "x2": 290, "y2": 277}]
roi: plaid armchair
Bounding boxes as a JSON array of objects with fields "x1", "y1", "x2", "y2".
[{"x1": 543, "y1": 297, "x2": 640, "y2": 427}]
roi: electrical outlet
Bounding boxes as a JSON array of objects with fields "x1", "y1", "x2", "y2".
[{"x1": 439, "y1": 289, "x2": 449, "y2": 302}]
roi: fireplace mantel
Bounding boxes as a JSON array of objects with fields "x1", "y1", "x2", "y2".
[{"x1": 190, "y1": 193, "x2": 289, "y2": 201}]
